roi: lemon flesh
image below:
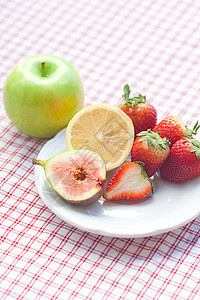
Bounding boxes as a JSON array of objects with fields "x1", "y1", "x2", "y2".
[{"x1": 66, "y1": 103, "x2": 134, "y2": 171}]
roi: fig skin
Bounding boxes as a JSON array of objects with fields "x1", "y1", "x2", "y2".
[
  {"x1": 67, "y1": 181, "x2": 105, "y2": 205},
  {"x1": 32, "y1": 150, "x2": 106, "y2": 205}
]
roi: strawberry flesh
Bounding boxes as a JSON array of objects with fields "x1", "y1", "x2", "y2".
[{"x1": 103, "y1": 162, "x2": 152, "y2": 200}]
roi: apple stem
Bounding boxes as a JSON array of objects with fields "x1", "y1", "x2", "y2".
[{"x1": 41, "y1": 61, "x2": 46, "y2": 77}]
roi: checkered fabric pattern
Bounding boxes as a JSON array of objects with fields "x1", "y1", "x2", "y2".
[{"x1": 1, "y1": 0, "x2": 200, "y2": 299}]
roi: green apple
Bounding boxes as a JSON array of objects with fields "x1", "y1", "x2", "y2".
[{"x1": 3, "y1": 54, "x2": 84, "y2": 138}]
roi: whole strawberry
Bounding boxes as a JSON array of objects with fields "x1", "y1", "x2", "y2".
[
  {"x1": 131, "y1": 130, "x2": 170, "y2": 177},
  {"x1": 160, "y1": 137, "x2": 200, "y2": 183},
  {"x1": 118, "y1": 84, "x2": 157, "y2": 136},
  {"x1": 153, "y1": 116, "x2": 199, "y2": 146}
]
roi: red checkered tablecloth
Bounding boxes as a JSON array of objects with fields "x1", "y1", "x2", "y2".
[{"x1": 1, "y1": 0, "x2": 200, "y2": 299}]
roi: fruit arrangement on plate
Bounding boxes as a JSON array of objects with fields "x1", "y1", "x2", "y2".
[
  {"x1": 3, "y1": 55, "x2": 200, "y2": 206},
  {"x1": 34, "y1": 84, "x2": 200, "y2": 205}
]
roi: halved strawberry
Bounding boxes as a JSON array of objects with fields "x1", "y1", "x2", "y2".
[
  {"x1": 103, "y1": 162, "x2": 152, "y2": 201},
  {"x1": 118, "y1": 84, "x2": 157, "y2": 137}
]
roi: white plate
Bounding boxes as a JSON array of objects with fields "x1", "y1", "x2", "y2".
[{"x1": 34, "y1": 128, "x2": 200, "y2": 238}]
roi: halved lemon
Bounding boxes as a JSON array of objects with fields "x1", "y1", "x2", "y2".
[{"x1": 66, "y1": 103, "x2": 134, "y2": 171}]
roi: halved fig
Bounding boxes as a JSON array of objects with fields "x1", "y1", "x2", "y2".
[{"x1": 33, "y1": 150, "x2": 106, "y2": 205}]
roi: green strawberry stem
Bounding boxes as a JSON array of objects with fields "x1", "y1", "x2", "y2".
[
  {"x1": 186, "y1": 120, "x2": 200, "y2": 137},
  {"x1": 122, "y1": 84, "x2": 146, "y2": 106}
]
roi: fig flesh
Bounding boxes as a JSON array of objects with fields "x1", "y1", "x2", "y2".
[{"x1": 33, "y1": 150, "x2": 106, "y2": 205}]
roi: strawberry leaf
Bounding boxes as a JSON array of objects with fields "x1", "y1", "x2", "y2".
[
  {"x1": 158, "y1": 142, "x2": 166, "y2": 150},
  {"x1": 137, "y1": 129, "x2": 170, "y2": 149},
  {"x1": 122, "y1": 84, "x2": 146, "y2": 107},
  {"x1": 147, "y1": 138, "x2": 153, "y2": 146},
  {"x1": 137, "y1": 131, "x2": 148, "y2": 136},
  {"x1": 187, "y1": 137, "x2": 200, "y2": 159},
  {"x1": 138, "y1": 136, "x2": 148, "y2": 142},
  {"x1": 123, "y1": 84, "x2": 131, "y2": 99},
  {"x1": 196, "y1": 149, "x2": 200, "y2": 159},
  {"x1": 152, "y1": 140, "x2": 159, "y2": 147},
  {"x1": 190, "y1": 146, "x2": 200, "y2": 159},
  {"x1": 134, "y1": 161, "x2": 145, "y2": 166}
]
